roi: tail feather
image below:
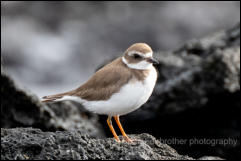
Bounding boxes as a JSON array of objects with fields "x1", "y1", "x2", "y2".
[
  {"x1": 41, "y1": 91, "x2": 74, "y2": 103},
  {"x1": 41, "y1": 98, "x2": 56, "y2": 103}
]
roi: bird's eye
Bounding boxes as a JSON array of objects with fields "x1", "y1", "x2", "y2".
[{"x1": 133, "y1": 54, "x2": 141, "y2": 59}]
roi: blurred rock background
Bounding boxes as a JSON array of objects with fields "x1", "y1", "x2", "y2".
[{"x1": 1, "y1": 1, "x2": 240, "y2": 97}]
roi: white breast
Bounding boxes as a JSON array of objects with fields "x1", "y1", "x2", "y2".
[{"x1": 59, "y1": 66, "x2": 157, "y2": 116}]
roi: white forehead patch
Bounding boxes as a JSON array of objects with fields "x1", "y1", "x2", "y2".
[{"x1": 128, "y1": 51, "x2": 153, "y2": 58}]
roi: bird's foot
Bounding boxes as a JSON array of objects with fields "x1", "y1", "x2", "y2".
[
  {"x1": 114, "y1": 137, "x2": 121, "y2": 143},
  {"x1": 123, "y1": 135, "x2": 133, "y2": 143}
]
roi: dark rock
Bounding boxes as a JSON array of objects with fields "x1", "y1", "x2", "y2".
[
  {"x1": 100, "y1": 24, "x2": 240, "y2": 160},
  {"x1": 198, "y1": 156, "x2": 224, "y2": 160},
  {"x1": 1, "y1": 72, "x2": 105, "y2": 138},
  {"x1": 1, "y1": 128, "x2": 195, "y2": 160}
]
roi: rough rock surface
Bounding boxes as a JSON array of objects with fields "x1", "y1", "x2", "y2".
[
  {"x1": 99, "y1": 23, "x2": 240, "y2": 160},
  {"x1": 1, "y1": 128, "x2": 195, "y2": 160},
  {"x1": 1, "y1": 71, "x2": 105, "y2": 138}
]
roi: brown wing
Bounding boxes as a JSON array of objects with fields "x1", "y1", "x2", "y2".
[
  {"x1": 42, "y1": 57, "x2": 132, "y2": 102},
  {"x1": 72, "y1": 57, "x2": 132, "y2": 101}
]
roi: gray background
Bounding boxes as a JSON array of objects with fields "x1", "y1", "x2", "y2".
[{"x1": 1, "y1": 1, "x2": 240, "y2": 97}]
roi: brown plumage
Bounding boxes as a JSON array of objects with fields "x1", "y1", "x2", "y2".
[
  {"x1": 125, "y1": 43, "x2": 152, "y2": 54},
  {"x1": 42, "y1": 57, "x2": 150, "y2": 102}
]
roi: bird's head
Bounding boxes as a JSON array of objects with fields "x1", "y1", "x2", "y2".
[{"x1": 122, "y1": 43, "x2": 159, "y2": 70}]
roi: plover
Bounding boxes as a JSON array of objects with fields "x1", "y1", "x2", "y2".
[{"x1": 42, "y1": 43, "x2": 159, "y2": 142}]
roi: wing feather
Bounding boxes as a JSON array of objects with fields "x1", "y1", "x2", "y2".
[{"x1": 73, "y1": 58, "x2": 132, "y2": 101}]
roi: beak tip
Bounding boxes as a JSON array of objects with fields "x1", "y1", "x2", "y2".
[
  {"x1": 147, "y1": 57, "x2": 159, "y2": 65},
  {"x1": 152, "y1": 58, "x2": 159, "y2": 65}
]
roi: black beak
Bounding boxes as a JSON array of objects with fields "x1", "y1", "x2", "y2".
[{"x1": 148, "y1": 57, "x2": 159, "y2": 65}]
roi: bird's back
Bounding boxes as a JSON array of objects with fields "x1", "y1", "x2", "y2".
[{"x1": 42, "y1": 57, "x2": 132, "y2": 102}]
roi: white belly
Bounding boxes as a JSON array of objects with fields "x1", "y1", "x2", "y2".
[
  {"x1": 60, "y1": 67, "x2": 157, "y2": 116},
  {"x1": 83, "y1": 67, "x2": 157, "y2": 116}
]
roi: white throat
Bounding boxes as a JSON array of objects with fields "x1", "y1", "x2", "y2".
[{"x1": 122, "y1": 57, "x2": 152, "y2": 70}]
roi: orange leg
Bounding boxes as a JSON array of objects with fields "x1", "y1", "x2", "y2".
[
  {"x1": 107, "y1": 116, "x2": 120, "y2": 142},
  {"x1": 114, "y1": 115, "x2": 133, "y2": 142}
]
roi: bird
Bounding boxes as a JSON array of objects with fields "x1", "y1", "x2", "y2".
[{"x1": 42, "y1": 43, "x2": 159, "y2": 143}]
